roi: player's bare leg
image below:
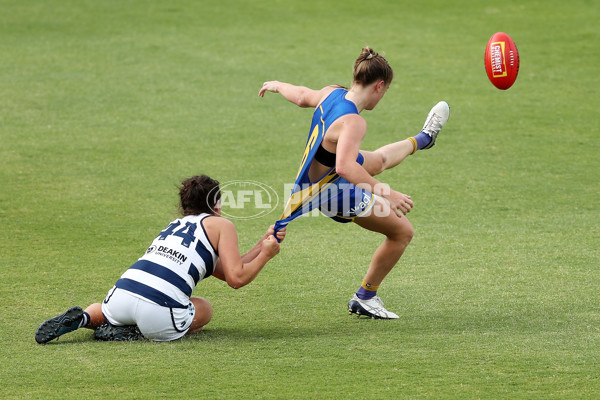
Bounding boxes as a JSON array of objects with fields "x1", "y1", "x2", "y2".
[
  {"x1": 83, "y1": 303, "x2": 107, "y2": 329},
  {"x1": 348, "y1": 196, "x2": 413, "y2": 319},
  {"x1": 360, "y1": 139, "x2": 414, "y2": 176},
  {"x1": 354, "y1": 198, "x2": 413, "y2": 286}
]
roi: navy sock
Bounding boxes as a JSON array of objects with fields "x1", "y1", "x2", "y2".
[
  {"x1": 356, "y1": 286, "x2": 376, "y2": 300},
  {"x1": 356, "y1": 280, "x2": 379, "y2": 300},
  {"x1": 413, "y1": 131, "x2": 432, "y2": 150}
]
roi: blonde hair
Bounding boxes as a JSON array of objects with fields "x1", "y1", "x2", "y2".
[{"x1": 353, "y1": 47, "x2": 393, "y2": 86}]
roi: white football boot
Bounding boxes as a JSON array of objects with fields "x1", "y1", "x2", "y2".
[
  {"x1": 348, "y1": 294, "x2": 399, "y2": 319},
  {"x1": 421, "y1": 101, "x2": 450, "y2": 149}
]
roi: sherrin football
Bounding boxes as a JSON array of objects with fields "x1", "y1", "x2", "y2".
[{"x1": 484, "y1": 32, "x2": 520, "y2": 90}]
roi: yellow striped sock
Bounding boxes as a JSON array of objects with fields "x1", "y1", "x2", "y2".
[
  {"x1": 408, "y1": 137, "x2": 418, "y2": 155},
  {"x1": 361, "y1": 280, "x2": 380, "y2": 291}
]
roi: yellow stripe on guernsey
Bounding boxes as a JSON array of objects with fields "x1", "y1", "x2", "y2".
[
  {"x1": 279, "y1": 168, "x2": 338, "y2": 219},
  {"x1": 279, "y1": 106, "x2": 333, "y2": 220},
  {"x1": 295, "y1": 106, "x2": 325, "y2": 180},
  {"x1": 273, "y1": 88, "x2": 359, "y2": 234}
]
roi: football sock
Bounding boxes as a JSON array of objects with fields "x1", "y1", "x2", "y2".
[
  {"x1": 408, "y1": 137, "x2": 418, "y2": 154},
  {"x1": 78, "y1": 312, "x2": 90, "y2": 329},
  {"x1": 356, "y1": 280, "x2": 379, "y2": 300},
  {"x1": 413, "y1": 131, "x2": 433, "y2": 151}
]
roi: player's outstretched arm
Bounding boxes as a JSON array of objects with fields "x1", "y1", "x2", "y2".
[
  {"x1": 258, "y1": 81, "x2": 336, "y2": 108},
  {"x1": 209, "y1": 219, "x2": 281, "y2": 289},
  {"x1": 239, "y1": 225, "x2": 286, "y2": 264}
]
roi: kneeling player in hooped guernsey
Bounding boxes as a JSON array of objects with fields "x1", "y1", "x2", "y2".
[{"x1": 35, "y1": 175, "x2": 285, "y2": 343}]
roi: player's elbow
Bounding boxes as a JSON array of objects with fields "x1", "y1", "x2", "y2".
[
  {"x1": 335, "y1": 161, "x2": 352, "y2": 180},
  {"x1": 227, "y1": 279, "x2": 243, "y2": 289},
  {"x1": 295, "y1": 88, "x2": 318, "y2": 108},
  {"x1": 295, "y1": 93, "x2": 311, "y2": 108},
  {"x1": 226, "y1": 275, "x2": 249, "y2": 290},
  {"x1": 336, "y1": 167, "x2": 347, "y2": 180}
]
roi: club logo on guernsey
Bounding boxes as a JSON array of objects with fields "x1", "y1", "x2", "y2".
[{"x1": 147, "y1": 245, "x2": 188, "y2": 265}]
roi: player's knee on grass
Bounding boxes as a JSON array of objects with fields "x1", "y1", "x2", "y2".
[{"x1": 188, "y1": 297, "x2": 213, "y2": 334}]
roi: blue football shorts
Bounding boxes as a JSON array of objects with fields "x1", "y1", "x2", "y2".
[{"x1": 318, "y1": 153, "x2": 376, "y2": 223}]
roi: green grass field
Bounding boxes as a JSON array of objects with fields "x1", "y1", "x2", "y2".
[{"x1": 1, "y1": 0, "x2": 598, "y2": 398}]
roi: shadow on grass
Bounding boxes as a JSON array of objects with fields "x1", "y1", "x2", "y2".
[
  {"x1": 192, "y1": 325, "x2": 338, "y2": 342},
  {"x1": 34, "y1": 305, "x2": 578, "y2": 347},
  {"x1": 33, "y1": 321, "x2": 349, "y2": 346}
]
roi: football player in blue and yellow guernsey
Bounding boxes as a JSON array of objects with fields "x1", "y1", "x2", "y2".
[{"x1": 259, "y1": 47, "x2": 449, "y2": 319}]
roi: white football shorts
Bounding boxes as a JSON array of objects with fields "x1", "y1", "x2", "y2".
[{"x1": 101, "y1": 286, "x2": 195, "y2": 342}]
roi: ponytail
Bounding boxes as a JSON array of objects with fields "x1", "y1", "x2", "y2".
[{"x1": 353, "y1": 46, "x2": 393, "y2": 86}]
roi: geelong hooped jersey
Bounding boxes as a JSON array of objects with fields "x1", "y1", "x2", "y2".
[{"x1": 115, "y1": 214, "x2": 218, "y2": 309}]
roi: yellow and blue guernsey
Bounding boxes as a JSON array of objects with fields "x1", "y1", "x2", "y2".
[{"x1": 274, "y1": 88, "x2": 375, "y2": 236}]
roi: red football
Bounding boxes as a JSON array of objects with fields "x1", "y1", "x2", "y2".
[{"x1": 484, "y1": 32, "x2": 520, "y2": 90}]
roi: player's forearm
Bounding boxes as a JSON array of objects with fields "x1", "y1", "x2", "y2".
[
  {"x1": 239, "y1": 234, "x2": 267, "y2": 263},
  {"x1": 272, "y1": 82, "x2": 313, "y2": 107},
  {"x1": 336, "y1": 162, "x2": 388, "y2": 197},
  {"x1": 229, "y1": 253, "x2": 271, "y2": 289}
]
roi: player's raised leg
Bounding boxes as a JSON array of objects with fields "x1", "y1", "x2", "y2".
[
  {"x1": 360, "y1": 139, "x2": 414, "y2": 176},
  {"x1": 359, "y1": 101, "x2": 450, "y2": 177}
]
